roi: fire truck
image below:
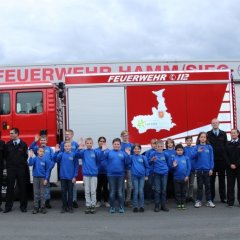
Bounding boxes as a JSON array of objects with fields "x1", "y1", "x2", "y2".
[{"x1": 0, "y1": 69, "x2": 237, "y2": 188}]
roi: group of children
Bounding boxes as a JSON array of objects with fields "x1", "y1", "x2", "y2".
[{"x1": 29, "y1": 129, "x2": 240, "y2": 214}]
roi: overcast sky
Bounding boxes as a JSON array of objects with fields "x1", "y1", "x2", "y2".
[{"x1": 0, "y1": 0, "x2": 239, "y2": 65}]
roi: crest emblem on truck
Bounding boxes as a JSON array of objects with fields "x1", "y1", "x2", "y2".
[{"x1": 131, "y1": 89, "x2": 176, "y2": 134}]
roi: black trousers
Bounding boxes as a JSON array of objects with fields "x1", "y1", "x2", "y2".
[
  {"x1": 196, "y1": 171, "x2": 211, "y2": 201},
  {"x1": 226, "y1": 167, "x2": 240, "y2": 206},
  {"x1": 5, "y1": 167, "x2": 28, "y2": 210},
  {"x1": 174, "y1": 180, "x2": 187, "y2": 205},
  {"x1": 96, "y1": 174, "x2": 109, "y2": 202},
  {"x1": 211, "y1": 162, "x2": 226, "y2": 201}
]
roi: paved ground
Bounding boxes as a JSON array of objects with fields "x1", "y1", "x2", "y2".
[{"x1": 0, "y1": 184, "x2": 240, "y2": 240}]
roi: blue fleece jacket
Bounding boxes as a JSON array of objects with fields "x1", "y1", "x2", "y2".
[
  {"x1": 164, "y1": 149, "x2": 176, "y2": 166},
  {"x1": 103, "y1": 149, "x2": 128, "y2": 176},
  {"x1": 28, "y1": 156, "x2": 52, "y2": 181},
  {"x1": 170, "y1": 155, "x2": 191, "y2": 180},
  {"x1": 95, "y1": 147, "x2": 107, "y2": 174},
  {"x1": 75, "y1": 148, "x2": 101, "y2": 177},
  {"x1": 149, "y1": 151, "x2": 169, "y2": 175},
  {"x1": 184, "y1": 146, "x2": 195, "y2": 171},
  {"x1": 29, "y1": 141, "x2": 54, "y2": 169},
  {"x1": 128, "y1": 154, "x2": 150, "y2": 177},
  {"x1": 144, "y1": 148, "x2": 156, "y2": 174},
  {"x1": 53, "y1": 151, "x2": 79, "y2": 180},
  {"x1": 192, "y1": 144, "x2": 214, "y2": 171}
]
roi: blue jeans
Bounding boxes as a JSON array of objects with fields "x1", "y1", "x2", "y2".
[
  {"x1": 44, "y1": 182, "x2": 51, "y2": 200},
  {"x1": 154, "y1": 173, "x2": 168, "y2": 206},
  {"x1": 108, "y1": 176, "x2": 124, "y2": 208},
  {"x1": 132, "y1": 176, "x2": 145, "y2": 208},
  {"x1": 61, "y1": 179, "x2": 73, "y2": 209},
  {"x1": 145, "y1": 172, "x2": 154, "y2": 202}
]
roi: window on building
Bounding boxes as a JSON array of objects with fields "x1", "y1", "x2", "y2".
[
  {"x1": 16, "y1": 92, "x2": 43, "y2": 114},
  {"x1": 0, "y1": 93, "x2": 10, "y2": 115}
]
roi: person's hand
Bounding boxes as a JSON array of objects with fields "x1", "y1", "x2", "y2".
[
  {"x1": 230, "y1": 164, "x2": 236, "y2": 169},
  {"x1": 198, "y1": 147, "x2": 204, "y2": 152},
  {"x1": 28, "y1": 149, "x2": 34, "y2": 158},
  {"x1": 55, "y1": 144, "x2": 60, "y2": 152},
  {"x1": 209, "y1": 170, "x2": 213, "y2": 176},
  {"x1": 78, "y1": 138, "x2": 85, "y2": 149},
  {"x1": 173, "y1": 160, "x2": 178, "y2": 167},
  {"x1": 125, "y1": 148, "x2": 131, "y2": 155},
  {"x1": 43, "y1": 180, "x2": 48, "y2": 186},
  {"x1": 145, "y1": 176, "x2": 148, "y2": 181},
  {"x1": 151, "y1": 156, "x2": 157, "y2": 161},
  {"x1": 72, "y1": 178, "x2": 76, "y2": 183},
  {"x1": 184, "y1": 176, "x2": 189, "y2": 182},
  {"x1": 34, "y1": 135, "x2": 40, "y2": 142},
  {"x1": 102, "y1": 143, "x2": 108, "y2": 151}
]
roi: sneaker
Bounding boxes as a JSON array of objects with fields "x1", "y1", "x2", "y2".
[
  {"x1": 206, "y1": 200, "x2": 215, "y2": 208},
  {"x1": 90, "y1": 206, "x2": 96, "y2": 214},
  {"x1": 68, "y1": 208, "x2": 74, "y2": 213},
  {"x1": 104, "y1": 202, "x2": 110, "y2": 207},
  {"x1": 139, "y1": 207, "x2": 144, "y2": 212},
  {"x1": 194, "y1": 200, "x2": 202, "y2": 208},
  {"x1": 85, "y1": 206, "x2": 91, "y2": 214},
  {"x1": 161, "y1": 205, "x2": 169, "y2": 212},
  {"x1": 96, "y1": 202, "x2": 101, "y2": 208},
  {"x1": 133, "y1": 207, "x2": 138, "y2": 213},
  {"x1": 32, "y1": 208, "x2": 38, "y2": 214},
  {"x1": 226, "y1": 204, "x2": 233, "y2": 208},
  {"x1": 177, "y1": 204, "x2": 181, "y2": 210},
  {"x1": 181, "y1": 204, "x2": 186, "y2": 210},
  {"x1": 40, "y1": 207, "x2": 47, "y2": 214},
  {"x1": 109, "y1": 207, "x2": 115, "y2": 214},
  {"x1": 188, "y1": 197, "x2": 195, "y2": 203},
  {"x1": 119, "y1": 206, "x2": 125, "y2": 213},
  {"x1": 73, "y1": 201, "x2": 79, "y2": 208}
]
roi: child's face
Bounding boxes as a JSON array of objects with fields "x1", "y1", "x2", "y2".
[
  {"x1": 151, "y1": 140, "x2": 157, "y2": 149},
  {"x1": 121, "y1": 133, "x2": 129, "y2": 143},
  {"x1": 167, "y1": 141, "x2": 174, "y2": 149},
  {"x1": 185, "y1": 139, "x2": 192, "y2": 146},
  {"x1": 86, "y1": 140, "x2": 93, "y2": 149},
  {"x1": 176, "y1": 148, "x2": 184, "y2": 155},
  {"x1": 65, "y1": 132, "x2": 73, "y2": 141},
  {"x1": 156, "y1": 144, "x2": 164, "y2": 152},
  {"x1": 98, "y1": 138, "x2": 106, "y2": 147},
  {"x1": 38, "y1": 148, "x2": 45, "y2": 157},
  {"x1": 40, "y1": 138, "x2": 47, "y2": 147},
  {"x1": 199, "y1": 134, "x2": 207, "y2": 144},
  {"x1": 133, "y1": 146, "x2": 141, "y2": 155},
  {"x1": 64, "y1": 143, "x2": 72, "y2": 152},
  {"x1": 112, "y1": 141, "x2": 121, "y2": 150}
]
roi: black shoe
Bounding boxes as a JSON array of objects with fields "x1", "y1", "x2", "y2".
[
  {"x1": 221, "y1": 199, "x2": 227, "y2": 203},
  {"x1": 68, "y1": 208, "x2": 74, "y2": 213},
  {"x1": 20, "y1": 207, "x2": 27, "y2": 213},
  {"x1": 133, "y1": 208, "x2": 138, "y2": 213},
  {"x1": 226, "y1": 204, "x2": 233, "y2": 208},
  {"x1": 3, "y1": 208, "x2": 12, "y2": 213},
  {"x1": 32, "y1": 208, "x2": 39, "y2": 214},
  {"x1": 73, "y1": 201, "x2": 79, "y2": 208},
  {"x1": 154, "y1": 205, "x2": 160, "y2": 212},
  {"x1": 40, "y1": 207, "x2": 47, "y2": 214},
  {"x1": 161, "y1": 205, "x2": 169, "y2": 212},
  {"x1": 90, "y1": 206, "x2": 96, "y2": 214},
  {"x1": 139, "y1": 207, "x2": 144, "y2": 212},
  {"x1": 0, "y1": 206, "x2": 2, "y2": 212},
  {"x1": 85, "y1": 207, "x2": 91, "y2": 214},
  {"x1": 60, "y1": 207, "x2": 66, "y2": 213},
  {"x1": 188, "y1": 197, "x2": 195, "y2": 203},
  {"x1": 45, "y1": 200, "x2": 52, "y2": 209}
]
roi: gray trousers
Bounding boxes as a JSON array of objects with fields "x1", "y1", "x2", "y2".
[
  {"x1": 187, "y1": 171, "x2": 195, "y2": 198},
  {"x1": 83, "y1": 176, "x2": 98, "y2": 207},
  {"x1": 33, "y1": 177, "x2": 45, "y2": 208}
]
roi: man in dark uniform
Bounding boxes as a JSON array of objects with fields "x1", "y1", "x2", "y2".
[
  {"x1": 0, "y1": 137, "x2": 5, "y2": 211},
  {"x1": 207, "y1": 118, "x2": 228, "y2": 203},
  {"x1": 4, "y1": 128, "x2": 28, "y2": 213}
]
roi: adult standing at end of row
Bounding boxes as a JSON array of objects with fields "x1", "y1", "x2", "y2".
[
  {"x1": 4, "y1": 128, "x2": 29, "y2": 213},
  {"x1": 207, "y1": 118, "x2": 227, "y2": 203},
  {"x1": 0, "y1": 137, "x2": 5, "y2": 211}
]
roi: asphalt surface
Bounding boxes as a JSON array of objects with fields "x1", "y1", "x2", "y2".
[{"x1": 0, "y1": 184, "x2": 240, "y2": 240}]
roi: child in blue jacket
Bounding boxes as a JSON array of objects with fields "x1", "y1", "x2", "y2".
[
  {"x1": 28, "y1": 147, "x2": 52, "y2": 214},
  {"x1": 29, "y1": 134, "x2": 54, "y2": 209},
  {"x1": 171, "y1": 144, "x2": 191, "y2": 209},
  {"x1": 76, "y1": 137, "x2": 101, "y2": 214},
  {"x1": 128, "y1": 144, "x2": 150, "y2": 212},
  {"x1": 53, "y1": 142, "x2": 79, "y2": 213},
  {"x1": 192, "y1": 132, "x2": 215, "y2": 208},
  {"x1": 150, "y1": 140, "x2": 170, "y2": 212},
  {"x1": 184, "y1": 136, "x2": 195, "y2": 203}
]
